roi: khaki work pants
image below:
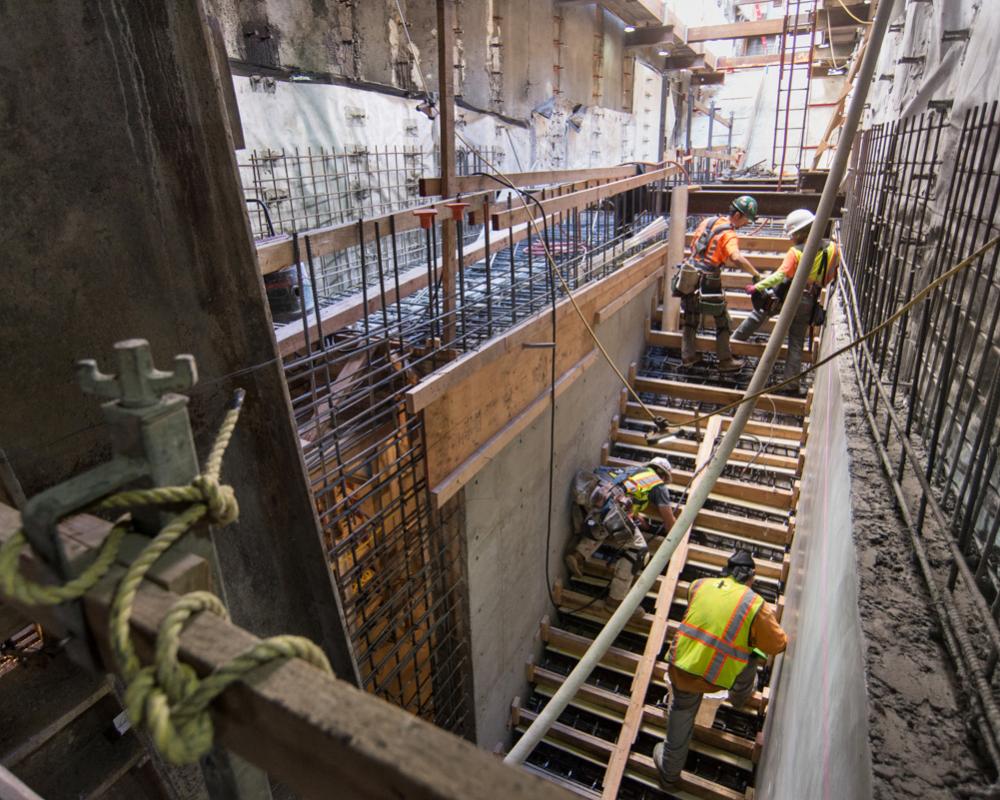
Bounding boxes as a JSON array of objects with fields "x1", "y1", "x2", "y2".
[{"x1": 571, "y1": 525, "x2": 647, "y2": 603}]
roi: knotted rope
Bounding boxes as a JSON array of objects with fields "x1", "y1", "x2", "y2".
[{"x1": 0, "y1": 390, "x2": 332, "y2": 763}]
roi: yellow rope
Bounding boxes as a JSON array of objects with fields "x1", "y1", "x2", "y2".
[
  {"x1": 0, "y1": 393, "x2": 332, "y2": 764},
  {"x1": 837, "y1": 0, "x2": 874, "y2": 26}
]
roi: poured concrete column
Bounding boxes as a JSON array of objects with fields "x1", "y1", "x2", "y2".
[{"x1": 0, "y1": 0, "x2": 358, "y2": 683}]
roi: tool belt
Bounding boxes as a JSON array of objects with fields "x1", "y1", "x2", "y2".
[
  {"x1": 671, "y1": 261, "x2": 702, "y2": 297},
  {"x1": 674, "y1": 262, "x2": 728, "y2": 317}
]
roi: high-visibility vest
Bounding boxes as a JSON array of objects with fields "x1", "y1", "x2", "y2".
[
  {"x1": 618, "y1": 468, "x2": 664, "y2": 514},
  {"x1": 692, "y1": 216, "x2": 734, "y2": 269},
  {"x1": 791, "y1": 240, "x2": 837, "y2": 286},
  {"x1": 672, "y1": 576, "x2": 764, "y2": 689}
]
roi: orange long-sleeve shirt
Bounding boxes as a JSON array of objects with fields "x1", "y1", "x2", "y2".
[
  {"x1": 667, "y1": 579, "x2": 788, "y2": 694},
  {"x1": 691, "y1": 216, "x2": 741, "y2": 267}
]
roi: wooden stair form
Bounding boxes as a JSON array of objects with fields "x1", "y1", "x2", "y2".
[
  {"x1": 647, "y1": 329, "x2": 818, "y2": 365},
  {"x1": 516, "y1": 318, "x2": 812, "y2": 799}
]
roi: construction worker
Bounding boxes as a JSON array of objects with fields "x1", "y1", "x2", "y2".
[
  {"x1": 565, "y1": 458, "x2": 677, "y2": 618},
  {"x1": 680, "y1": 195, "x2": 763, "y2": 372},
  {"x1": 732, "y1": 208, "x2": 840, "y2": 395},
  {"x1": 653, "y1": 549, "x2": 787, "y2": 791}
]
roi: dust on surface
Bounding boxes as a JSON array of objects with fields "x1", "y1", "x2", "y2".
[{"x1": 836, "y1": 319, "x2": 993, "y2": 799}]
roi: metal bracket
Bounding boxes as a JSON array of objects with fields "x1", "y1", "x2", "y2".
[{"x1": 20, "y1": 339, "x2": 202, "y2": 664}]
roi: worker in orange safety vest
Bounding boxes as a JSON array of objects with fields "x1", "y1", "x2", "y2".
[
  {"x1": 653, "y1": 549, "x2": 788, "y2": 791},
  {"x1": 679, "y1": 196, "x2": 763, "y2": 372}
]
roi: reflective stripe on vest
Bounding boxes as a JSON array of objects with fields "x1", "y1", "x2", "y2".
[
  {"x1": 621, "y1": 468, "x2": 664, "y2": 514},
  {"x1": 693, "y1": 217, "x2": 733, "y2": 268},
  {"x1": 791, "y1": 240, "x2": 837, "y2": 286},
  {"x1": 672, "y1": 576, "x2": 764, "y2": 689}
]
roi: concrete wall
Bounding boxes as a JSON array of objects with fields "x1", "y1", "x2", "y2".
[
  {"x1": 461, "y1": 281, "x2": 659, "y2": 748},
  {"x1": 209, "y1": 0, "x2": 685, "y2": 172},
  {"x1": 755, "y1": 301, "x2": 874, "y2": 800},
  {"x1": 0, "y1": 0, "x2": 358, "y2": 681}
]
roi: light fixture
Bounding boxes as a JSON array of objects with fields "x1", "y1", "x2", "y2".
[
  {"x1": 658, "y1": 49, "x2": 670, "y2": 56},
  {"x1": 624, "y1": 25, "x2": 636, "y2": 33}
]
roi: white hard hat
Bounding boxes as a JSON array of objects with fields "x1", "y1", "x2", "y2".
[
  {"x1": 783, "y1": 209, "x2": 815, "y2": 237},
  {"x1": 648, "y1": 456, "x2": 673, "y2": 477}
]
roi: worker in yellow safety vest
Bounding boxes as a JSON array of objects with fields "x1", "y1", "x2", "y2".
[
  {"x1": 565, "y1": 458, "x2": 677, "y2": 620},
  {"x1": 653, "y1": 549, "x2": 788, "y2": 791},
  {"x1": 732, "y1": 208, "x2": 840, "y2": 396}
]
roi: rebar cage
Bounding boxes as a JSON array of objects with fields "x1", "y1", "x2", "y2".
[
  {"x1": 261, "y1": 164, "x2": 673, "y2": 735},
  {"x1": 842, "y1": 101, "x2": 1000, "y2": 618}
]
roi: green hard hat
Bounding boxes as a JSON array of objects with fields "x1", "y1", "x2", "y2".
[{"x1": 731, "y1": 195, "x2": 759, "y2": 221}]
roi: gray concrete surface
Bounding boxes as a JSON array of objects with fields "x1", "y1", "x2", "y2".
[
  {"x1": 755, "y1": 300, "x2": 874, "y2": 800},
  {"x1": 461, "y1": 281, "x2": 657, "y2": 748},
  {"x1": 0, "y1": 0, "x2": 358, "y2": 683}
]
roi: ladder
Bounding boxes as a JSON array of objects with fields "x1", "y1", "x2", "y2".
[{"x1": 772, "y1": 0, "x2": 819, "y2": 187}]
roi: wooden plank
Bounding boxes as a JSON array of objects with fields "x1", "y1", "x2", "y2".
[
  {"x1": 696, "y1": 508, "x2": 792, "y2": 546},
  {"x1": 415, "y1": 242, "x2": 667, "y2": 488},
  {"x1": 686, "y1": 18, "x2": 785, "y2": 42},
  {"x1": 686, "y1": 234, "x2": 791, "y2": 254},
  {"x1": 600, "y1": 418, "x2": 721, "y2": 799},
  {"x1": 0, "y1": 506, "x2": 574, "y2": 800},
  {"x1": 256, "y1": 192, "x2": 483, "y2": 276},
  {"x1": 662, "y1": 186, "x2": 687, "y2": 332},
  {"x1": 431, "y1": 350, "x2": 598, "y2": 505},
  {"x1": 632, "y1": 375, "x2": 808, "y2": 417},
  {"x1": 490, "y1": 167, "x2": 678, "y2": 230},
  {"x1": 418, "y1": 165, "x2": 637, "y2": 196},
  {"x1": 612, "y1": 424, "x2": 800, "y2": 472},
  {"x1": 528, "y1": 665, "x2": 756, "y2": 760},
  {"x1": 677, "y1": 190, "x2": 844, "y2": 217},
  {"x1": 540, "y1": 622, "x2": 766, "y2": 712},
  {"x1": 647, "y1": 329, "x2": 815, "y2": 364},
  {"x1": 621, "y1": 399, "x2": 805, "y2": 443}
]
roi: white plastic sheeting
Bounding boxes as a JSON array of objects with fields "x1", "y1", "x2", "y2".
[{"x1": 755, "y1": 301, "x2": 875, "y2": 800}]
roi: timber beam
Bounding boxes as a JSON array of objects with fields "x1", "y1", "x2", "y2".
[
  {"x1": 667, "y1": 190, "x2": 844, "y2": 217},
  {"x1": 0, "y1": 504, "x2": 573, "y2": 800}
]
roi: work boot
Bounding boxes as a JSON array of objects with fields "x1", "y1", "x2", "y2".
[
  {"x1": 601, "y1": 596, "x2": 647, "y2": 624},
  {"x1": 717, "y1": 357, "x2": 746, "y2": 373},
  {"x1": 652, "y1": 743, "x2": 679, "y2": 790},
  {"x1": 564, "y1": 552, "x2": 585, "y2": 579}
]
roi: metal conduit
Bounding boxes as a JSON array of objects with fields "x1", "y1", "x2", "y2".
[{"x1": 504, "y1": 0, "x2": 895, "y2": 766}]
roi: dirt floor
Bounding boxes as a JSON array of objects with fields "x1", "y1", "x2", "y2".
[{"x1": 836, "y1": 319, "x2": 993, "y2": 799}]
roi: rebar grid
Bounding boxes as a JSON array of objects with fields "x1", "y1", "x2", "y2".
[
  {"x1": 240, "y1": 144, "x2": 505, "y2": 239},
  {"x1": 277, "y1": 179, "x2": 669, "y2": 735},
  {"x1": 842, "y1": 101, "x2": 1000, "y2": 601}
]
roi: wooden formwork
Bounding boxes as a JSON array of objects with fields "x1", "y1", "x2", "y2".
[{"x1": 508, "y1": 321, "x2": 814, "y2": 799}]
